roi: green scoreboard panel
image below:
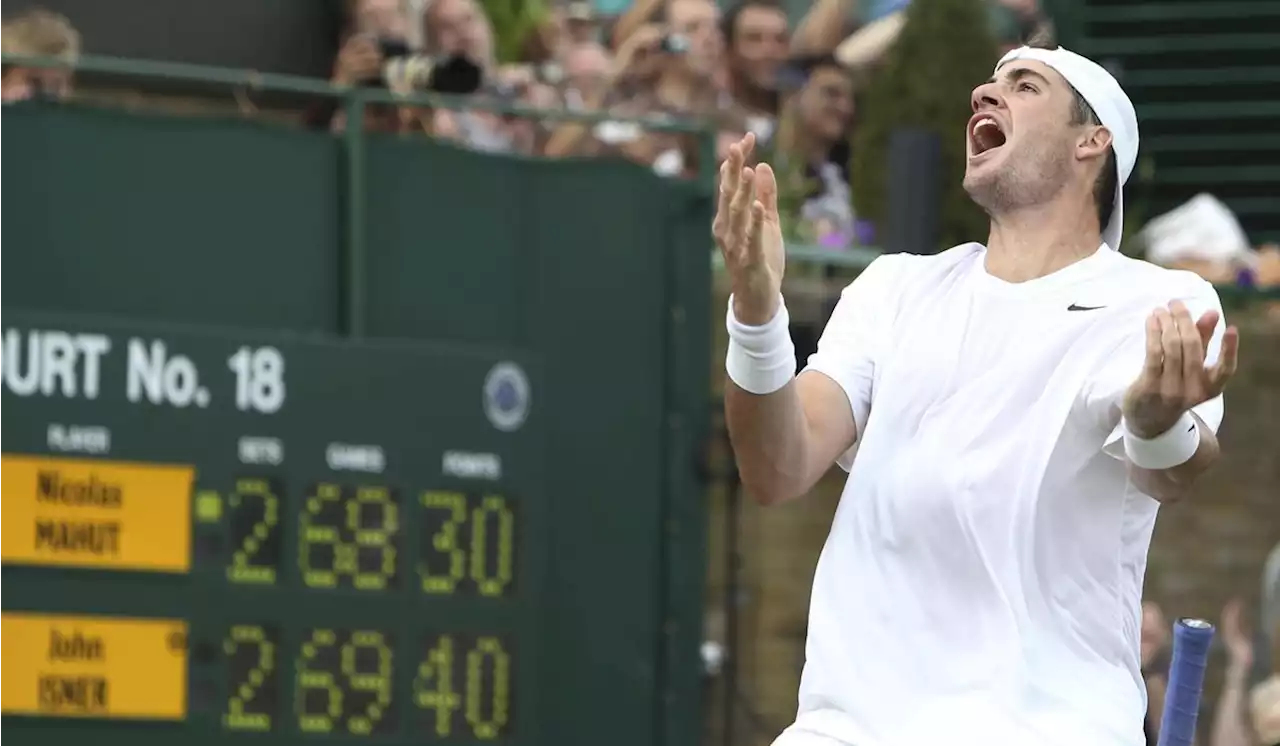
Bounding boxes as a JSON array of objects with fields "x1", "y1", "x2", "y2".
[{"x1": 1, "y1": 312, "x2": 548, "y2": 745}]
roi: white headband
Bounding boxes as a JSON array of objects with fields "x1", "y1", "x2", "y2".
[{"x1": 996, "y1": 46, "x2": 1139, "y2": 252}]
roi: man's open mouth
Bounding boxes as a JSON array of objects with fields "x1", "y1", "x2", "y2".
[{"x1": 969, "y1": 114, "x2": 1007, "y2": 156}]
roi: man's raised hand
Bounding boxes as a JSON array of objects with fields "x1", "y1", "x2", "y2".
[
  {"x1": 1122, "y1": 300, "x2": 1239, "y2": 438},
  {"x1": 712, "y1": 133, "x2": 786, "y2": 325}
]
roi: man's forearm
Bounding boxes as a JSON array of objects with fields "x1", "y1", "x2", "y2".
[
  {"x1": 725, "y1": 379, "x2": 814, "y2": 505},
  {"x1": 1209, "y1": 663, "x2": 1256, "y2": 746},
  {"x1": 725, "y1": 370, "x2": 854, "y2": 505},
  {"x1": 1127, "y1": 412, "x2": 1220, "y2": 503},
  {"x1": 791, "y1": 0, "x2": 855, "y2": 56}
]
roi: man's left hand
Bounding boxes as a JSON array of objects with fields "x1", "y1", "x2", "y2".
[{"x1": 1122, "y1": 300, "x2": 1239, "y2": 438}]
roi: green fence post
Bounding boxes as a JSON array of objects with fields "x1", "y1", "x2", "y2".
[{"x1": 341, "y1": 90, "x2": 368, "y2": 338}]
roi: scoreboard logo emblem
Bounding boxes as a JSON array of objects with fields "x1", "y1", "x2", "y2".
[{"x1": 483, "y1": 362, "x2": 530, "y2": 433}]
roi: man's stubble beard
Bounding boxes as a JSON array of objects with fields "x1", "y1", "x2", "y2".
[{"x1": 964, "y1": 141, "x2": 1073, "y2": 218}]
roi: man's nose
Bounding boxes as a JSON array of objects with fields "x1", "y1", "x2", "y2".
[{"x1": 971, "y1": 82, "x2": 1002, "y2": 112}]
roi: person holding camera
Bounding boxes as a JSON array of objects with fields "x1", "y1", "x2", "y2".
[
  {"x1": 315, "y1": 0, "x2": 492, "y2": 134},
  {"x1": 423, "y1": 0, "x2": 496, "y2": 76},
  {"x1": 1, "y1": 8, "x2": 80, "y2": 104},
  {"x1": 543, "y1": 21, "x2": 731, "y2": 175}
]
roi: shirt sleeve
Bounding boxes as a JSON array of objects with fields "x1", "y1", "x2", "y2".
[
  {"x1": 801, "y1": 254, "x2": 903, "y2": 471},
  {"x1": 1081, "y1": 279, "x2": 1228, "y2": 461}
]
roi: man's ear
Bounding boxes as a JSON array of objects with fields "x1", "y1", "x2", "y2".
[{"x1": 1077, "y1": 125, "x2": 1113, "y2": 162}]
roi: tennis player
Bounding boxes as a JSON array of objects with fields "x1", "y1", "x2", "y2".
[{"x1": 714, "y1": 42, "x2": 1241, "y2": 746}]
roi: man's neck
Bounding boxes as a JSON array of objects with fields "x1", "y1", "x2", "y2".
[
  {"x1": 798, "y1": 132, "x2": 835, "y2": 167},
  {"x1": 778, "y1": 118, "x2": 834, "y2": 168},
  {"x1": 655, "y1": 73, "x2": 709, "y2": 113},
  {"x1": 984, "y1": 199, "x2": 1104, "y2": 283},
  {"x1": 730, "y1": 75, "x2": 776, "y2": 116}
]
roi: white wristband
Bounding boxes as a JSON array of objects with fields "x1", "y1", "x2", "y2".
[
  {"x1": 725, "y1": 295, "x2": 797, "y2": 395},
  {"x1": 1123, "y1": 412, "x2": 1201, "y2": 469}
]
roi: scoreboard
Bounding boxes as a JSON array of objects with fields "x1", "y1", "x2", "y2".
[{"x1": 1, "y1": 312, "x2": 547, "y2": 745}]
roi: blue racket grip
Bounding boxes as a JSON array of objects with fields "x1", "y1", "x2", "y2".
[{"x1": 1157, "y1": 618, "x2": 1215, "y2": 746}]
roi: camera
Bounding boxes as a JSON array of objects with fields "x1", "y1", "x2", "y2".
[
  {"x1": 660, "y1": 33, "x2": 689, "y2": 54},
  {"x1": 374, "y1": 37, "x2": 483, "y2": 95}
]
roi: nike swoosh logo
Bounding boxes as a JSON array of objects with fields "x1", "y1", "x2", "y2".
[{"x1": 1067, "y1": 304, "x2": 1105, "y2": 311}]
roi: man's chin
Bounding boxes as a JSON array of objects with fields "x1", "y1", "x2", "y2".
[
  {"x1": 963, "y1": 171, "x2": 1001, "y2": 214},
  {"x1": 962, "y1": 169, "x2": 991, "y2": 194}
]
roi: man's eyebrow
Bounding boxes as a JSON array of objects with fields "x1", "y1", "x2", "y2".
[{"x1": 991, "y1": 67, "x2": 1052, "y2": 87}]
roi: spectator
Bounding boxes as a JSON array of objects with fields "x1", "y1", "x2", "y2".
[
  {"x1": 314, "y1": 0, "x2": 418, "y2": 132},
  {"x1": 545, "y1": 21, "x2": 731, "y2": 174},
  {"x1": 1141, "y1": 601, "x2": 1171, "y2": 745},
  {"x1": 832, "y1": 0, "x2": 1052, "y2": 73},
  {"x1": 544, "y1": 25, "x2": 660, "y2": 158},
  {"x1": 352, "y1": 0, "x2": 416, "y2": 42},
  {"x1": 1, "y1": 8, "x2": 80, "y2": 104},
  {"x1": 563, "y1": 0, "x2": 602, "y2": 46},
  {"x1": 721, "y1": 0, "x2": 789, "y2": 132},
  {"x1": 612, "y1": 0, "x2": 846, "y2": 116},
  {"x1": 663, "y1": 0, "x2": 725, "y2": 95},
  {"x1": 424, "y1": 0, "x2": 497, "y2": 74},
  {"x1": 321, "y1": 0, "x2": 512, "y2": 139},
  {"x1": 1253, "y1": 676, "x2": 1280, "y2": 746},
  {"x1": 1212, "y1": 599, "x2": 1266, "y2": 746},
  {"x1": 768, "y1": 54, "x2": 855, "y2": 247},
  {"x1": 561, "y1": 41, "x2": 611, "y2": 111}
]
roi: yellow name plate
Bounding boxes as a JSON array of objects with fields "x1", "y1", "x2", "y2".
[
  {"x1": 1, "y1": 613, "x2": 188, "y2": 720},
  {"x1": 1, "y1": 455, "x2": 193, "y2": 573}
]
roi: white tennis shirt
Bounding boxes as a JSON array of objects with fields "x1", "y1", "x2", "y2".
[{"x1": 790, "y1": 243, "x2": 1226, "y2": 746}]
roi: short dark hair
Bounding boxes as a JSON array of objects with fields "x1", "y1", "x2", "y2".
[
  {"x1": 1068, "y1": 91, "x2": 1117, "y2": 232},
  {"x1": 790, "y1": 52, "x2": 843, "y2": 77},
  {"x1": 1025, "y1": 33, "x2": 1116, "y2": 233},
  {"x1": 721, "y1": 0, "x2": 785, "y2": 47}
]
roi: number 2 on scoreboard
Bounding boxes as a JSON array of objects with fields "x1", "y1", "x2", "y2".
[
  {"x1": 227, "y1": 478, "x2": 282, "y2": 585},
  {"x1": 223, "y1": 624, "x2": 280, "y2": 732}
]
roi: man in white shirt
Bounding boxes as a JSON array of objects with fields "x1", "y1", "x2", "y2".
[{"x1": 713, "y1": 42, "x2": 1241, "y2": 746}]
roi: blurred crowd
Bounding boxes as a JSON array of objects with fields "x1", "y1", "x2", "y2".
[
  {"x1": 311, "y1": 0, "x2": 1046, "y2": 249},
  {"x1": 1141, "y1": 586, "x2": 1280, "y2": 746},
  {"x1": 0, "y1": 0, "x2": 1047, "y2": 249}
]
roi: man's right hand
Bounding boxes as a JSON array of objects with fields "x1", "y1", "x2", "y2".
[
  {"x1": 712, "y1": 133, "x2": 786, "y2": 325},
  {"x1": 333, "y1": 35, "x2": 384, "y2": 87},
  {"x1": 1220, "y1": 598, "x2": 1254, "y2": 677},
  {"x1": 611, "y1": 24, "x2": 664, "y2": 84}
]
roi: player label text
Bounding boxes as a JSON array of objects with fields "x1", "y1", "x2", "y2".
[
  {"x1": 1, "y1": 455, "x2": 194, "y2": 573},
  {"x1": 1, "y1": 613, "x2": 188, "y2": 720}
]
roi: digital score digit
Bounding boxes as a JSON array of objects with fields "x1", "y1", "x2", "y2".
[
  {"x1": 296, "y1": 628, "x2": 395, "y2": 736},
  {"x1": 300, "y1": 485, "x2": 400, "y2": 591},
  {"x1": 223, "y1": 624, "x2": 280, "y2": 731},
  {"x1": 226, "y1": 478, "x2": 283, "y2": 585},
  {"x1": 414, "y1": 633, "x2": 514, "y2": 740},
  {"x1": 419, "y1": 492, "x2": 517, "y2": 598}
]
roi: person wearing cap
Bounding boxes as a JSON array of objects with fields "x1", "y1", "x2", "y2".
[{"x1": 712, "y1": 38, "x2": 1241, "y2": 746}]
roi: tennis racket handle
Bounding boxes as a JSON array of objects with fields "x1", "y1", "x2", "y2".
[{"x1": 1157, "y1": 618, "x2": 1215, "y2": 746}]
